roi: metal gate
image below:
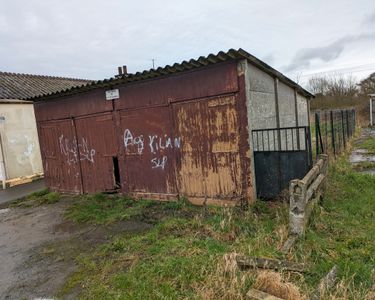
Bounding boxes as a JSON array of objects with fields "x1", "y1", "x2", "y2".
[{"x1": 252, "y1": 126, "x2": 312, "y2": 199}]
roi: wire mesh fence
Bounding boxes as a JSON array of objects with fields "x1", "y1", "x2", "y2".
[{"x1": 313, "y1": 109, "x2": 356, "y2": 158}]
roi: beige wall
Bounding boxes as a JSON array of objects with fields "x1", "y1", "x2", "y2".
[
  {"x1": 244, "y1": 60, "x2": 310, "y2": 152},
  {"x1": 0, "y1": 103, "x2": 43, "y2": 180}
]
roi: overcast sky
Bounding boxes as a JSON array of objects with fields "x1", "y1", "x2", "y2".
[{"x1": 1, "y1": 0, "x2": 374, "y2": 87}]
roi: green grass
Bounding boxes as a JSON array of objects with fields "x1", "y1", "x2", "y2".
[
  {"x1": 65, "y1": 193, "x2": 160, "y2": 224},
  {"x1": 352, "y1": 160, "x2": 375, "y2": 171},
  {"x1": 57, "y1": 144, "x2": 375, "y2": 299},
  {"x1": 294, "y1": 157, "x2": 375, "y2": 298},
  {"x1": 358, "y1": 137, "x2": 375, "y2": 154},
  {"x1": 60, "y1": 197, "x2": 286, "y2": 299},
  {"x1": 11, "y1": 188, "x2": 61, "y2": 207}
]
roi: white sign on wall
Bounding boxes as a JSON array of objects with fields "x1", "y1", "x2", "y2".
[{"x1": 105, "y1": 89, "x2": 120, "y2": 100}]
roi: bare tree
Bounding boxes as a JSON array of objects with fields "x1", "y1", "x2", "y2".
[
  {"x1": 307, "y1": 76, "x2": 330, "y2": 96},
  {"x1": 307, "y1": 73, "x2": 358, "y2": 99},
  {"x1": 358, "y1": 72, "x2": 375, "y2": 96}
]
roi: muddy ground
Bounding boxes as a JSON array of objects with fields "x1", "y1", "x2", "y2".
[{"x1": 0, "y1": 199, "x2": 152, "y2": 299}]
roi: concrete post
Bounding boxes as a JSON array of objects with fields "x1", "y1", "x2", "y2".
[{"x1": 289, "y1": 179, "x2": 307, "y2": 236}]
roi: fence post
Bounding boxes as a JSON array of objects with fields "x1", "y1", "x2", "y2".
[
  {"x1": 289, "y1": 179, "x2": 306, "y2": 236},
  {"x1": 330, "y1": 111, "x2": 336, "y2": 157},
  {"x1": 307, "y1": 127, "x2": 313, "y2": 167},
  {"x1": 315, "y1": 113, "x2": 319, "y2": 157},
  {"x1": 345, "y1": 110, "x2": 352, "y2": 139},
  {"x1": 341, "y1": 110, "x2": 346, "y2": 149},
  {"x1": 325, "y1": 111, "x2": 328, "y2": 152}
]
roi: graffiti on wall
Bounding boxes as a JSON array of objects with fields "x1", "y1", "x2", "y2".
[
  {"x1": 59, "y1": 134, "x2": 96, "y2": 165},
  {"x1": 123, "y1": 129, "x2": 181, "y2": 170}
]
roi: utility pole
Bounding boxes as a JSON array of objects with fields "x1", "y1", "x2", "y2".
[{"x1": 152, "y1": 59, "x2": 155, "y2": 69}]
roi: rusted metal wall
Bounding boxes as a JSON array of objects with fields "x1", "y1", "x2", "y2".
[
  {"x1": 34, "y1": 88, "x2": 113, "y2": 122},
  {"x1": 173, "y1": 95, "x2": 243, "y2": 205},
  {"x1": 118, "y1": 106, "x2": 177, "y2": 198},
  {"x1": 35, "y1": 61, "x2": 255, "y2": 205},
  {"x1": 114, "y1": 62, "x2": 239, "y2": 110},
  {"x1": 74, "y1": 113, "x2": 118, "y2": 193},
  {"x1": 38, "y1": 119, "x2": 82, "y2": 193}
]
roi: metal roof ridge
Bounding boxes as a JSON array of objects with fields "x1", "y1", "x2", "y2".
[{"x1": 27, "y1": 48, "x2": 314, "y2": 100}]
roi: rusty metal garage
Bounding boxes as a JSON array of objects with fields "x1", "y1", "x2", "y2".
[{"x1": 29, "y1": 49, "x2": 313, "y2": 205}]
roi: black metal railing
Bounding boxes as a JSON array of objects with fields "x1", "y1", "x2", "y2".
[
  {"x1": 252, "y1": 126, "x2": 313, "y2": 198},
  {"x1": 252, "y1": 126, "x2": 311, "y2": 152}
]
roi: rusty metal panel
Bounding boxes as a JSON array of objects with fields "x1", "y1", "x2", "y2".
[
  {"x1": 115, "y1": 62, "x2": 238, "y2": 110},
  {"x1": 74, "y1": 113, "x2": 118, "y2": 193},
  {"x1": 34, "y1": 88, "x2": 113, "y2": 122},
  {"x1": 38, "y1": 119, "x2": 82, "y2": 193},
  {"x1": 173, "y1": 95, "x2": 243, "y2": 204},
  {"x1": 118, "y1": 107, "x2": 178, "y2": 196}
]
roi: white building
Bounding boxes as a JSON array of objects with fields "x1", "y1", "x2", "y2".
[{"x1": 0, "y1": 71, "x2": 91, "y2": 188}]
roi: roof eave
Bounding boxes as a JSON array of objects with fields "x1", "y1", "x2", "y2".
[{"x1": 28, "y1": 48, "x2": 314, "y2": 101}]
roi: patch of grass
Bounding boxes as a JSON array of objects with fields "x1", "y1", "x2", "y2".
[
  {"x1": 65, "y1": 193, "x2": 154, "y2": 224},
  {"x1": 10, "y1": 189, "x2": 61, "y2": 207},
  {"x1": 59, "y1": 148, "x2": 375, "y2": 299},
  {"x1": 293, "y1": 156, "x2": 375, "y2": 298},
  {"x1": 358, "y1": 137, "x2": 375, "y2": 154},
  {"x1": 30, "y1": 188, "x2": 50, "y2": 197},
  {"x1": 352, "y1": 160, "x2": 375, "y2": 171},
  {"x1": 65, "y1": 194, "x2": 202, "y2": 225},
  {"x1": 60, "y1": 198, "x2": 286, "y2": 299}
]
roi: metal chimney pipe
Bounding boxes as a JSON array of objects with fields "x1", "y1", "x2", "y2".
[{"x1": 118, "y1": 66, "x2": 123, "y2": 76}]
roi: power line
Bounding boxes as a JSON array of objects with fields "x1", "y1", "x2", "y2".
[{"x1": 298, "y1": 62, "x2": 375, "y2": 78}]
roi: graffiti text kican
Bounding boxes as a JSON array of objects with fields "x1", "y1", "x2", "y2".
[
  {"x1": 123, "y1": 129, "x2": 181, "y2": 171},
  {"x1": 59, "y1": 135, "x2": 96, "y2": 165}
]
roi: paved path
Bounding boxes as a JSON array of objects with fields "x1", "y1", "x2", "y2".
[
  {"x1": 350, "y1": 128, "x2": 375, "y2": 175},
  {"x1": 0, "y1": 179, "x2": 45, "y2": 207}
]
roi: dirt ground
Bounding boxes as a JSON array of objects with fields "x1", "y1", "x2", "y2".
[{"x1": 0, "y1": 199, "x2": 152, "y2": 299}]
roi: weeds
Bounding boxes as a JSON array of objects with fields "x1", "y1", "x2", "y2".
[
  {"x1": 10, "y1": 189, "x2": 61, "y2": 207},
  {"x1": 55, "y1": 135, "x2": 375, "y2": 299},
  {"x1": 65, "y1": 194, "x2": 157, "y2": 224},
  {"x1": 358, "y1": 138, "x2": 375, "y2": 154},
  {"x1": 254, "y1": 271, "x2": 305, "y2": 300},
  {"x1": 352, "y1": 160, "x2": 375, "y2": 171}
]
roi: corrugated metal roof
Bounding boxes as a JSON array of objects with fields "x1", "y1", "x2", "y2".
[
  {"x1": 0, "y1": 71, "x2": 92, "y2": 100},
  {"x1": 28, "y1": 48, "x2": 314, "y2": 101}
]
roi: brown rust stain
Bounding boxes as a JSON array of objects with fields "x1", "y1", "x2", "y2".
[
  {"x1": 74, "y1": 113, "x2": 118, "y2": 193},
  {"x1": 174, "y1": 95, "x2": 242, "y2": 202},
  {"x1": 38, "y1": 119, "x2": 82, "y2": 194}
]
